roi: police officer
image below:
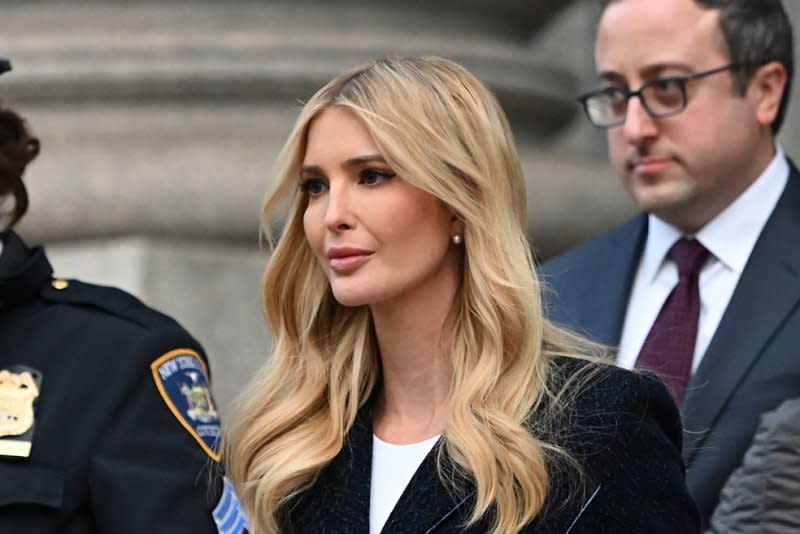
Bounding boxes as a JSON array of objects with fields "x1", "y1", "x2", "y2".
[{"x1": 0, "y1": 59, "x2": 246, "y2": 533}]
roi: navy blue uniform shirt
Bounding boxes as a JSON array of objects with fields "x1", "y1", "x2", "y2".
[{"x1": 0, "y1": 231, "x2": 246, "y2": 534}]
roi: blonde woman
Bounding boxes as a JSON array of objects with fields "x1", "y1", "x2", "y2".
[{"x1": 226, "y1": 56, "x2": 699, "y2": 533}]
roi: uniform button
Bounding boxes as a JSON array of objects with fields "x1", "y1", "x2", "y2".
[{"x1": 51, "y1": 279, "x2": 69, "y2": 290}]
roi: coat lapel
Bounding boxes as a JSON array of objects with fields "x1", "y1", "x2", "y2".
[
  {"x1": 381, "y1": 442, "x2": 475, "y2": 533},
  {"x1": 289, "y1": 395, "x2": 608, "y2": 533},
  {"x1": 682, "y1": 166, "x2": 800, "y2": 462},
  {"x1": 383, "y1": 441, "x2": 603, "y2": 534},
  {"x1": 291, "y1": 405, "x2": 474, "y2": 533},
  {"x1": 287, "y1": 407, "x2": 373, "y2": 533},
  {"x1": 573, "y1": 214, "x2": 647, "y2": 347}
]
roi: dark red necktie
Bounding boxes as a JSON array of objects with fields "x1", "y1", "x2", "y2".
[{"x1": 635, "y1": 238, "x2": 710, "y2": 407}]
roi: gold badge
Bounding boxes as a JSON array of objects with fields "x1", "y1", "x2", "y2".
[
  {"x1": 0, "y1": 366, "x2": 42, "y2": 458},
  {"x1": 0, "y1": 370, "x2": 39, "y2": 437}
]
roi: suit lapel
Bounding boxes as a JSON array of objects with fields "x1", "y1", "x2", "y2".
[
  {"x1": 574, "y1": 215, "x2": 648, "y2": 347},
  {"x1": 682, "y1": 166, "x2": 800, "y2": 462}
]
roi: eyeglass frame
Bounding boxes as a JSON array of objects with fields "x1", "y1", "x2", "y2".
[{"x1": 576, "y1": 63, "x2": 743, "y2": 128}]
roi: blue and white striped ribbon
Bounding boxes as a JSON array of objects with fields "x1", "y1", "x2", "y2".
[{"x1": 213, "y1": 477, "x2": 249, "y2": 534}]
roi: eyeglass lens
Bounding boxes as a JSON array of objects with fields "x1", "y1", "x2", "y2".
[{"x1": 586, "y1": 79, "x2": 686, "y2": 126}]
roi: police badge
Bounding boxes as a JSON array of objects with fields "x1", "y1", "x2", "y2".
[
  {"x1": 151, "y1": 349, "x2": 222, "y2": 461},
  {"x1": 0, "y1": 365, "x2": 42, "y2": 458}
]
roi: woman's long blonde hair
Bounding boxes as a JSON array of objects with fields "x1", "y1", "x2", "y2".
[{"x1": 226, "y1": 56, "x2": 600, "y2": 533}]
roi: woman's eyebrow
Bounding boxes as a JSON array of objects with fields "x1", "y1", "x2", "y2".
[
  {"x1": 300, "y1": 164, "x2": 323, "y2": 175},
  {"x1": 343, "y1": 154, "x2": 386, "y2": 167},
  {"x1": 301, "y1": 155, "x2": 387, "y2": 175}
]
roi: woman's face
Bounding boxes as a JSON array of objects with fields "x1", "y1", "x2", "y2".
[{"x1": 301, "y1": 106, "x2": 462, "y2": 310}]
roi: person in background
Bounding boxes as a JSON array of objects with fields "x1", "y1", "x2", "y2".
[
  {"x1": 541, "y1": 0, "x2": 799, "y2": 528},
  {"x1": 0, "y1": 59, "x2": 246, "y2": 534},
  {"x1": 707, "y1": 397, "x2": 800, "y2": 533},
  {"x1": 225, "y1": 55, "x2": 698, "y2": 533}
]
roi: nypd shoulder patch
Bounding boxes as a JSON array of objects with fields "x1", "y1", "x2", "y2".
[
  {"x1": 213, "y1": 477, "x2": 249, "y2": 534},
  {"x1": 150, "y1": 349, "x2": 222, "y2": 461}
]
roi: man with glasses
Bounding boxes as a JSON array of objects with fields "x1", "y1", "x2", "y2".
[{"x1": 541, "y1": 0, "x2": 799, "y2": 528}]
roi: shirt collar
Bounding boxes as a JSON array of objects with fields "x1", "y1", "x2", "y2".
[
  {"x1": 697, "y1": 146, "x2": 788, "y2": 272},
  {"x1": 641, "y1": 216, "x2": 682, "y2": 284},
  {"x1": 641, "y1": 145, "x2": 789, "y2": 282}
]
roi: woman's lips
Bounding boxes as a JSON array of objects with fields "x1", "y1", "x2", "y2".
[
  {"x1": 329, "y1": 253, "x2": 371, "y2": 272},
  {"x1": 326, "y1": 247, "x2": 374, "y2": 273}
]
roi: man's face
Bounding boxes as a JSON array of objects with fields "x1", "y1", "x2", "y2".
[{"x1": 596, "y1": 0, "x2": 770, "y2": 232}]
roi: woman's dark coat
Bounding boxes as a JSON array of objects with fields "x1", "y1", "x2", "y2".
[{"x1": 284, "y1": 361, "x2": 700, "y2": 533}]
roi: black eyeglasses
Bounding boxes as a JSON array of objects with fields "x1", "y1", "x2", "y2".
[{"x1": 577, "y1": 64, "x2": 741, "y2": 128}]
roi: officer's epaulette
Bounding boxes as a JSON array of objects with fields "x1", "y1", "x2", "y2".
[{"x1": 39, "y1": 278, "x2": 181, "y2": 332}]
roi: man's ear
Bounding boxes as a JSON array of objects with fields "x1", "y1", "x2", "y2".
[{"x1": 749, "y1": 61, "x2": 788, "y2": 127}]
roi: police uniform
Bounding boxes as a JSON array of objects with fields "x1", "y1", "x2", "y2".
[{"x1": 0, "y1": 231, "x2": 247, "y2": 533}]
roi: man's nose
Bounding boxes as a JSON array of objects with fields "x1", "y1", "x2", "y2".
[{"x1": 621, "y1": 96, "x2": 659, "y2": 143}]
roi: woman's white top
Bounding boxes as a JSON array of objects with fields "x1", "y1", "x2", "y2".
[{"x1": 369, "y1": 433, "x2": 441, "y2": 534}]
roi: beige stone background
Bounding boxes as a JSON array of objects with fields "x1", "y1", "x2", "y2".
[{"x1": 2, "y1": 0, "x2": 799, "y2": 412}]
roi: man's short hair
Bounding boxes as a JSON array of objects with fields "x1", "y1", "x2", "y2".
[{"x1": 598, "y1": 0, "x2": 794, "y2": 134}]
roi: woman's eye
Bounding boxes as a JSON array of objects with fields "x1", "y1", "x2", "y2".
[
  {"x1": 360, "y1": 169, "x2": 396, "y2": 186},
  {"x1": 300, "y1": 178, "x2": 328, "y2": 197}
]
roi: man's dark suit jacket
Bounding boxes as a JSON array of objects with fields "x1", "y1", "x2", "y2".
[
  {"x1": 283, "y1": 361, "x2": 699, "y2": 533},
  {"x1": 540, "y1": 162, "x2": 800, "y2": 528}
]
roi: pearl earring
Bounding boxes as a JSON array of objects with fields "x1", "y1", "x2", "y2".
[{"x1": 452, "y1": 234, "x2": 463, "y2": 245}]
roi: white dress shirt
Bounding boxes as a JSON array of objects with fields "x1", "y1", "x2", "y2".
[{"x1": 617, "y1": 148, "x2": 789, "y2": 372}]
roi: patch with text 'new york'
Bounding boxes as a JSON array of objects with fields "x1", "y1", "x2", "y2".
[{"x1": 151, "y1": 349, "x2": 221, "y2": 461}]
